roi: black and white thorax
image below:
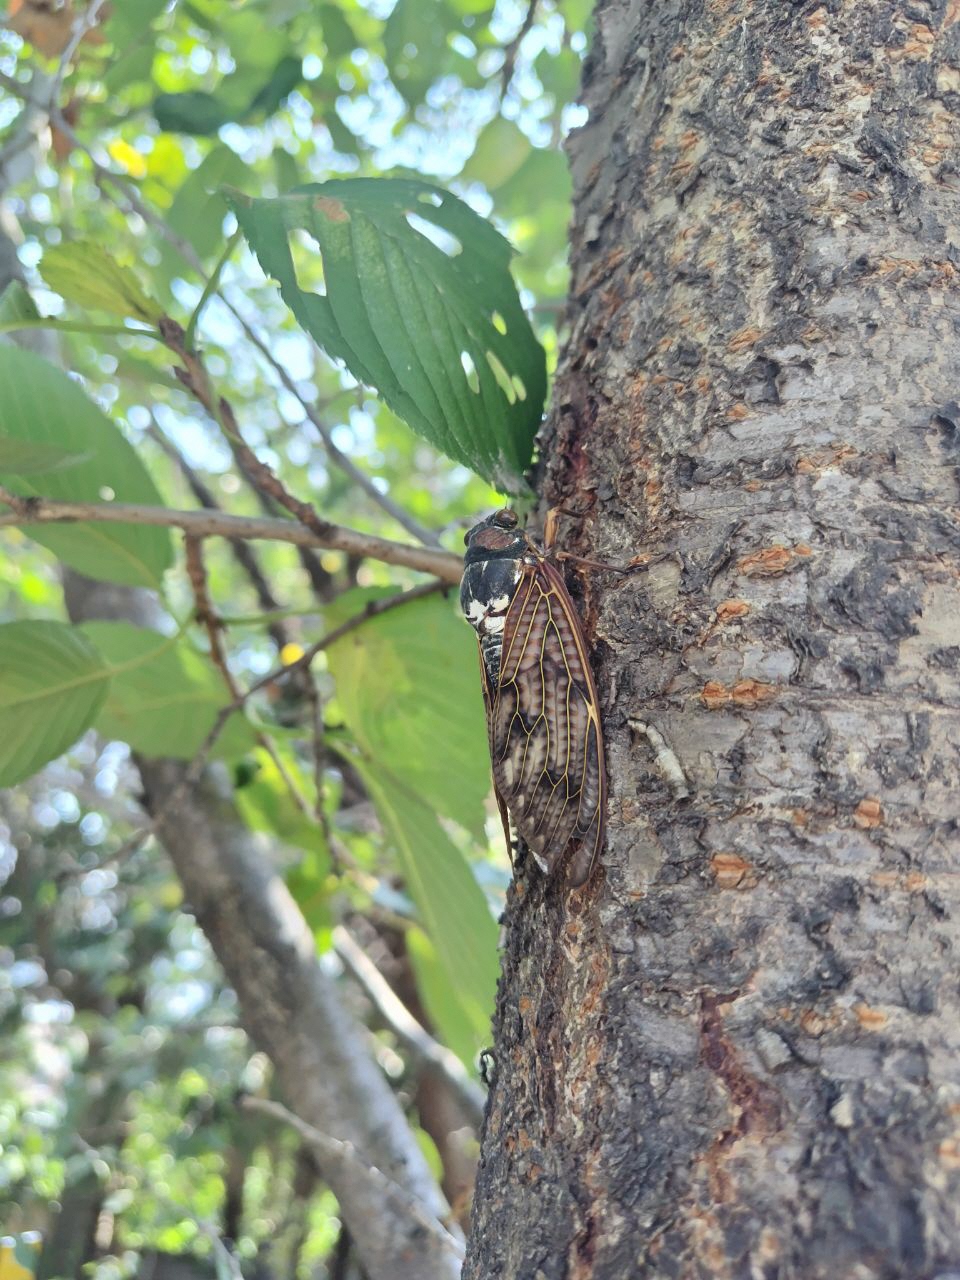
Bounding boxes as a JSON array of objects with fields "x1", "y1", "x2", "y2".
[{"x1": 459, "y1": 529, "x2": 526, "y2": 686}]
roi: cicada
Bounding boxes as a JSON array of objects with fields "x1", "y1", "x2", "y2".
[{"x1": 460, "y1": 508, "x2": 606, "y2": 887}]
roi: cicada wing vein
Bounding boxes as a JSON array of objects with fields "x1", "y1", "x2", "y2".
[{"x1": 490, "y1": 557, "x2": 606, "y2": 885}]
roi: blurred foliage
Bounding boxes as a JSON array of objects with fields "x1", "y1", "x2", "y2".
[{"x1": 0, "y1": 0, "x2": 588, "y2": 1273}]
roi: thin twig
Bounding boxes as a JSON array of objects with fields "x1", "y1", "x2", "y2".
[
  {"x1": 240, "y1": 1095, "x2": 465, "y2": 1262},
  {"x1": 304, "y1": 674, "x2": 331, "y2": 845},
  {"x1": 184, "y1": 535, "x2": 240, "y2": 696},
  {"x1": 501, "y1": 0, "x2": 539, "y2": 94},
  {"x1": 198, "y1": 1227, "x2": 244, "y2": 1280},
  {"x1": 184, "y1": 228, "x2": 240, "y2": 351},
  {"x1": 48, "y1": 0, "x2": 108, "y2": 115},
  {"x1": 0, "y1": 486, "x2": 464, "y2": 583},
  {"x1": 147, "y1": 422, "x2": 291, "y2": 650},
  {"x1": 162, "y1": 316, "x2": 375, "y2": 553},
  {"x1": 185, "y1": 533, "x2": 317, "y2": 820},
  {"x1": 333, "y1": 927, "x2": 485, "y2": 1127}
]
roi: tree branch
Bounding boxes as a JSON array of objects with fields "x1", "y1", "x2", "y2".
[
  {"x1": 333, "y1": 926, "x2": 485, "y2": 1128},
  {"x1": 147, "y1": 422, "x2": 292, "y2": 642},
  {"x1": 500, "y1": 0, "x2": 539, "y2": 94},
  {"x1": 241, "y1": 1096, "x2": 465, "y2": 1265},
  {"x1": 0, "y1": 487, "x2": 464, "y2": 584}
]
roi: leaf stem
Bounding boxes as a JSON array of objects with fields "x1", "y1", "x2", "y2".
[
  {"x1": 0, "y1": 317, "x2": 160, "y2": 339},
  {"x1": 183, "y1": 228, "x2": 241, "y2": 352}
]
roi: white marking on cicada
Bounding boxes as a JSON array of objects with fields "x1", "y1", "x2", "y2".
[{"x1": 483, "y1": 615, "x2": 505, "y2": 634}]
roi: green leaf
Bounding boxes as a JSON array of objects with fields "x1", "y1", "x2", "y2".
[
  {"x1": 319, "y1": 3, "x2": 357, "y2": 58},
  {"x1": 286, "y1": 843, "x2": 333, "y2": 940},
  {"x1": 247, "y1": 55, "x2": 303, "y2": 118},
  {"x1": 359, "y1": 766, "x2": 497, "y2": 1059},
  {"x1": 407, "y1": 924, "x2": 485, "y2": 1068},
  {"x1": 153, "y1": 91, "x2": 236, "y2": 135},
  {"x1": 462, "y1": 117, "x2": 532, "y2": 191},
  {"x1": 535, "y1": 46, "x2": 583, "y2": 101},
  {"x1": 0, "y1": 438, "x2": 89, "y2": 476},
  {"x1": 39, "y1": 242, "x2": 162, "y2": 324},
  {"x1": 325, "y1": 588, "x2": 490, "y2": 837},
  {"x1": 0, "y1": 346, "x2": 173, "y2": 587},
  {"x1": 558, "y1": 0, "x2": 593, "y2": 29},
  {"x1": 103, "y1": 0, "x2": 168, "y2": 47},
  {"x1": 102, "y1": 40, "x2": 156, "y2": 95},
  {"x1": 0, "y1": 280, "x2": 40, "y2": 329},
  {"x1": 0, "y1": 621, "x2": 110, "y2": 786},
  {"x1": 78, "y1": 622, "x2": 257, "y2": 760},
  {"x1": 153, "y1": 56, "x2": 302, "y2": 136},
  {"x1": 159, "y1": 144, "x2": 251, "y2": 284},
  {"x1": 383, "y1": 0, "x2": 456, "y2": 106},
  {"x1": 228, "y1": 177, "x2": 545, "y2": 492},
  {"x1": 235, "y1": 747, "x2": 324, "y2": 853}
]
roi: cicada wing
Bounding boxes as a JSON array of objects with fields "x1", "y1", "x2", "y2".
[
  {"x1": 491, "y1": 558, "x2": 606, "y2": 885},
  {"x1": 477, "y1": 638, "x2": 514, "y2": 861}
]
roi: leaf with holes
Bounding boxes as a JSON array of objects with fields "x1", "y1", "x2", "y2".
[
  {"x1": 227, "y1": 178, "x2": 545, "y2": 493},
  {"x1": 0, "y1": 346, "x2": 174, "y2": 587},
  {"x1": 0, "y1": 621, "x2": 110, "y2": 786}
]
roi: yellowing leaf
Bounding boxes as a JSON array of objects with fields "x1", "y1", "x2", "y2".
[
  {"x1": 107, "y1": 138, "x2": 148, "y2": 178},
  {"x1": 40, "y1": 241, "x2": 162, "y2": 324}
]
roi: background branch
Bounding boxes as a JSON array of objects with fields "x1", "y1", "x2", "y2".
[
  {"x1": 241, "y1": 1095, "x2": 465, "y2": 1264},
  {"x1": 333, "y1": 926, "x2": 485, "y2": 1127}
]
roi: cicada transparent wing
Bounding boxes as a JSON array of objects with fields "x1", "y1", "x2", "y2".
[
  {"x1": 491, "y1": 556, "x2": 606, "y2": 887},
  {"x1": 477, "y1": 643, "x2": 515, "y2": 862}
]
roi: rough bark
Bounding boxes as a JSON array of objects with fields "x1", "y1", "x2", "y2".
[{"x1": 465, "y1": 3, "x2": 960, "y2": 1278}]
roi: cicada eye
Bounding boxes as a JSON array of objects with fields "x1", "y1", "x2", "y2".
[
  {"x1": 463, "y1": 529, "x2": 472, "y2": 547},
  {"x1": 493, "y1": 508, "x2": 519, "y2": 529}
]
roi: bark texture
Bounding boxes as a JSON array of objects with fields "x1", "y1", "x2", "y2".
[{"x1": 465, "y1": 3, "x2": 960, "y2": 1277}]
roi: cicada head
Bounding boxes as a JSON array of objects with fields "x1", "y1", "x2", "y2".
[
  {"x1": 460, "y1": 509, "x2": 527, "y2": 639},
  {"x1": 462, "y1": 508, "x2": 524, "y2": 561}
]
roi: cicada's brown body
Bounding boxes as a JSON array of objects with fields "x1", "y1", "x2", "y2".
[{"x1": 460, "y1": 509, "x2": 606, "y2": 887}]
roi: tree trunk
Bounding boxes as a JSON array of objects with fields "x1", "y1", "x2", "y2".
[{"x1": 464, "y1": 3, "x2": 960, "y2": 1277}]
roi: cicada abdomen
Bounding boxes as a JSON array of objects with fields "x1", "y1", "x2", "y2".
[{"x1": 460, "y1": 508, "x2": 606, "y2": 887}]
